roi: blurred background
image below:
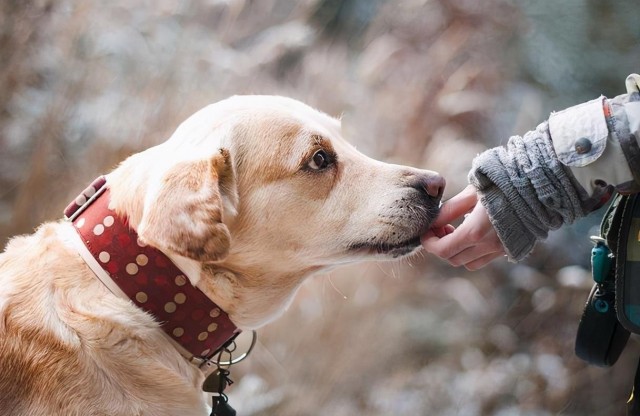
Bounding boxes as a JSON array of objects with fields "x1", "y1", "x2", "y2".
[{"x1": 1, "y1": 0, "x2": 639, "y2": 414}]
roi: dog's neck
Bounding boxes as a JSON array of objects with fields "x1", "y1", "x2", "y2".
[
  {"x1": 197, "y1": 263, "x2": 315, "y2": 329},
  {"x1": 64, "y1": 177, "x2": 239, "y2": 364}
]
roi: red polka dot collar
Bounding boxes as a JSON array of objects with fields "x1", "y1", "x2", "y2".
[{"x1": 64, "y1": 176, "x2": 240, "y2": 367}]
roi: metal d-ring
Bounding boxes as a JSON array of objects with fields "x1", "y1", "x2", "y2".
[{"x1": 217, "y1": 330, "x2": 257, "y2": 366}]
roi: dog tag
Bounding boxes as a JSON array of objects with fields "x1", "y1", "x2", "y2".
[
  {"x1": 203, "y1": 369, "x2": 226, "y2": 393},
  {"x1": 211, "y1": 395, "x2": 236, "y2": 416}
]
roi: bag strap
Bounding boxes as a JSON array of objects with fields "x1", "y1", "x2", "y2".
[{"x1": 602, "y1": 193, "x2": 629, "y2": 252}]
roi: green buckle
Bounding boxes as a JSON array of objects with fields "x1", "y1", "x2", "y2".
[{"x1": 591, "y1": 236, "x2": 613, "y2": 284}]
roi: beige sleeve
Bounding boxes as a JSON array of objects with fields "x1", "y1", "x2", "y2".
[
  {"x1": 565, "y1": 127, "x2": 634, "y2": 195},
  {"x1": 549, "y1": 74, "x2": 640, "y2": 197}
]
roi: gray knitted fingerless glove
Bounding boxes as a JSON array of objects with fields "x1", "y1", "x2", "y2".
[{"x1": 469, "y1": 121, "x2": 588, "y2": 261}]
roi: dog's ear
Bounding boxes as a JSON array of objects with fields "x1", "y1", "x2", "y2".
[{"x1": 137, "y1": 149, "x2": 237, "y2": 263}]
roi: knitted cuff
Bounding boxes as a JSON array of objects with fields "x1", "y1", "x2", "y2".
[
  {"x1": 469, "y1": 122, "x2": 588, "y2": 261},
  {"x1": 470, "y1": 152, "x2": 537, "y2": 261}
]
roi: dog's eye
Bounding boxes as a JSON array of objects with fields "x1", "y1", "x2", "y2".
[{"x1": 309, "y1": 149, "x2": 330, "y2": 170}]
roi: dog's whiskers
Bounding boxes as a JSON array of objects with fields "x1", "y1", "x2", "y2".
[{"x1": 328, "y1": 274, "x2": 348, "y2": 300}]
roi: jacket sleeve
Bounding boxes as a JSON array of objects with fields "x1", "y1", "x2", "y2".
[
  {"x1": 468, "y1": 74, "x2": 640, "y2": 261},
  {"x1": 549, "y1": 73, "x2": 640, "y2": 197}
]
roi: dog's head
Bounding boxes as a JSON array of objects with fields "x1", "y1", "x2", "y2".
[{"x1": 108, "y1": 96, "x2": 444, "y2": 328}]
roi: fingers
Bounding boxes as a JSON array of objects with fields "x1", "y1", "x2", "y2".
[
  {"x1": 445, "y1": 239, "x2": 504, "y2": 268},
  {"x1": 429, "y1": 225, "x2": 456, "y2": 238},
  {"x1": 422, "y1": 197, "x2": 505, "y2": 270},
  {"x1": 443, "y1": 224, "x2": 455, "y2": 234},
  {"x1": 424, "y1": 200, "x2": 488, "y2": 255},
  {"x1": 431, "y1": 185, "x2": 478, "y2": 228},
  {"x1": 465, "y1": 252, "x2": 505, "y2": 271},
  {"x1": 421, "y1": 229, "x2": 472, "y2": 260},
  {"x1": 423, "y1": 229, "x2": 504, "y2": 270}
]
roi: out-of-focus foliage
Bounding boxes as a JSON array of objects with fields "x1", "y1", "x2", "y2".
[{"x1": 0, "y1": 0, "x2": 639, "y2": 415}]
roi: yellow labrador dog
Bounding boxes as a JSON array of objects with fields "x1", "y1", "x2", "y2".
[{"x1": 0, "y1": 96, "x2": 444, "y2": 415}]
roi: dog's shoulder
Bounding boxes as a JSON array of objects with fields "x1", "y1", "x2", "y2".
[{"x1": 0, "y1": 222, "x2": 208, "y2": 415}]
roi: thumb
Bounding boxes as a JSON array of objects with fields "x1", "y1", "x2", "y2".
[{"x1": 431, "y1": 185, "x2": 478, "y2": 228}]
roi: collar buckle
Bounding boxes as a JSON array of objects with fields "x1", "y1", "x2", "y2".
[{"x1": 64, "y1": 176, "x2": 108, "y2": 221}]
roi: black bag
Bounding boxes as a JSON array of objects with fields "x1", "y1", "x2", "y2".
[
  {"x1": 575, "y1": 193, "x2": 631, "y2": 366},
  {"x1": 614, "y1": 193, "x2": 640, "y2": 334},
  {"x1": 574, "y1": 192, "x2": 640, "y2": 415}
]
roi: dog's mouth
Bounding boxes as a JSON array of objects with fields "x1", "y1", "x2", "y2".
[
  {"x1": 347, "y1": 198, "x2": 440, "y2": 259},
  {"x1": 348, "y1": 235, "x2": 423, "y2": 259}
]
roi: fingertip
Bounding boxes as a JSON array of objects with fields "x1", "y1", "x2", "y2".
[
  {"x1": 432, "y1": 187, "x2": 479, "y2": 227},
  {"x1": 430, "y1": 224, "x2": 455, "y2": 238}
]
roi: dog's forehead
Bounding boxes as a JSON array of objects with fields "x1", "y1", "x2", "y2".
[
  {"x1": 228, "y1": 95, "x2": 340, "y2": 133},
  {"x1": 164, "y1": 96, "x2": 344, "y2": 166},
  {"x1": 171, "y1": 95, "x2": 339, "y2": 137}
]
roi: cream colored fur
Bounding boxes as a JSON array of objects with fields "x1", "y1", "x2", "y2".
[{"x1": 0, "y1": 96, "x2": 443, "y2": 415}]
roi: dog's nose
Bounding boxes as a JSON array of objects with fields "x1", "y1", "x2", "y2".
[
  {"x1": 407, "y1": 173, "x2": 445, "y2": 201},
  {"x1": 424, "y1": 175, "x2": 445, "y2": 200}
]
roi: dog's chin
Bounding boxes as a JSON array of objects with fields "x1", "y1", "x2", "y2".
[{"x1": 349, "y1": 235, "x2": 423, "y2": 259}]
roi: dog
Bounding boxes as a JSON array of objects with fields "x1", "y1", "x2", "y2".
[{"x1": 0, "y1": 95, "x2": 444, "y2": 415}]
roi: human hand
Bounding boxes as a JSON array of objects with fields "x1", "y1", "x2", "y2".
[{"x1": 421, "y1": 185, "x2": 506, "y2": 270}]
